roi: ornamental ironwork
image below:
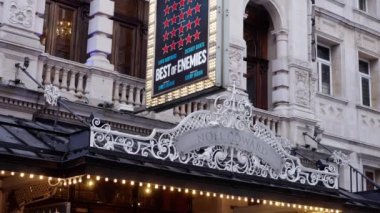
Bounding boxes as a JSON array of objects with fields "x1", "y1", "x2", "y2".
[
  {"x1": 90, "y1": 86, "x2": 339, "y2": 189},
  {"x1": 44, "y1": 84, "x2": 60, "y2": 106}
]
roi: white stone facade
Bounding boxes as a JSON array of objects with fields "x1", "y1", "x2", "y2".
[{"x1": 0, "y1": 0, "x2": 379, "y2": 193}]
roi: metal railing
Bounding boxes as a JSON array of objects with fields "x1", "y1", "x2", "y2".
[
  {"x1": 303, "y1": 132, "x2": 380, "y2": 193},
  {"x1": 349, "y1": 165, "x2": 379, "y2": 193}
]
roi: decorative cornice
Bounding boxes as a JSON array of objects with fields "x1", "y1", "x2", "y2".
[{"x1": 314, "y1": 7, "x2": 380, "y2": 39}]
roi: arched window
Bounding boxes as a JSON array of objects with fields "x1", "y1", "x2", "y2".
[{"x1": 244, "y1": 3, "x2": 272, "y2": 110}]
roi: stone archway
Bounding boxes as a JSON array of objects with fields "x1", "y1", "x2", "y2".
[{"x1": 243, "y1": 0, "x2": 290, "y2": 109}]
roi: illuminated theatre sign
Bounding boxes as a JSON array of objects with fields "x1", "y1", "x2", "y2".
[{"x1": 146, "y1": 0, "x2": 222, "y2": 110}]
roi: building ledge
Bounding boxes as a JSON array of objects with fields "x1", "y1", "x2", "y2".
[{"x1": 316, "y1": 93, "x2": 349, "y2": 105}]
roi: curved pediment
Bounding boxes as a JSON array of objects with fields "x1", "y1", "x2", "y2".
[{"x1": 90, "y1": 87, "x2": 339, "y2": 189}]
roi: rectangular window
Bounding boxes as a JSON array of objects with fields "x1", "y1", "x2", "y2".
[
  {"x1": 365, "y1": 170, "x2": 375, "y2": 191},
  {"x1": 358, "y1": 0, "x2": 367, "y2": 12},
  {"x1": 42, "y1": 0, "x2": 89, "y2": 63},
  {"x1": 317, "y1": 45, "x2": 332, "y2": 95},
  {"x1": 359, "y1": 60, "x2": 371, "y2": 107}
]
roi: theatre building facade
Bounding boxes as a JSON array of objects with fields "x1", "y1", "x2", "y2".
[{"x1": 0, "y1": 0, "x2": 380, "y2": 212}]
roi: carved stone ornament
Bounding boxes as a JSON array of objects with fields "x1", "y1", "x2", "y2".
[
  {"x1": 8, "y1": 1, "x2": 34, "y2": 28},
  {"x1": 228, "y1": 46, "x2": 244, "y2": 87},
  {"x1": 331, "y1": 150, "x2": 349, "y2": 167},
  {"x1": 90, "y1": 86, "x2": 339, "y2": 189},
  {"x1": 44, "y1": 84, "x2": 60, "y2": 106},
  {"x1": 295, "y1": 69, "x2": 310, "y2": 107}
]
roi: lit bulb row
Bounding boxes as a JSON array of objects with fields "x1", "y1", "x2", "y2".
[
  {"x1": 0, "y1": 170, "x2": 84, "y2": 187},
  {"x1": 83, "y1": 174, "x2": 341, "y2": 213},
  {"x1": 0, "y1": 171, "x2": 341, "y2": 213}
]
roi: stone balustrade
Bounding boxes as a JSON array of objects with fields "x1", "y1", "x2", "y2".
[
  {"x1": 173, "y1": 99, "x2": 282, "y2": 134},
  {"x1": 112, "y1": 76, "x2": 145, "y2": 107},
  {"x1": 39, "y1": 55, "x2": 89, "y2": 101},
  {"x1": 173, "y1": 100, "x2": 210, "y2": 117},
  {"x1": 251, "y1": 108, "x2": 281, "y2": 133},
  {"x1": 38, "y1": 54, "x2": 145, "y2": 108},
  {"x1": 37, "y1": 55, "x2": 282, "y2": 129}
]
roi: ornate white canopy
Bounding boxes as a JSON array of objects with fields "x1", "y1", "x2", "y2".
[{"x1": 90, "y1": 86, "x2": 339, "y2": 189}]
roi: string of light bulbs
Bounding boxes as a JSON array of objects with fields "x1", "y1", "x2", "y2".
[{"x1": 0, "y1": 170, "x2": 342, "y2": 213}]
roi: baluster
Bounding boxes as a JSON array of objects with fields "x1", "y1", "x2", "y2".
[
  {"x1": 44, "y1": 64, "x2": 52, "y2": 85},
  {"x1": 135, "y1": 87, "x2": 142, "y2": 106},
  {"x1": 53, "y1": 66, "x2": 60, "y2": 87},
  {"x1": 69, "y1": 71, "x2": 76, "y2": 93},
  {"x1": 186, "y1": 103, "x2": 192, "y2": 115},
  {"x1": 193, "y1": 102, "x2": 199, "y2": 111},
  {"x1": 77, "y1": 73, "x2": 84, "y2": 94},
  {"x1": 113, "y1": 81, "x2": 120, "y2": 102},
  {"x1": 61, "y1": 69, "x2": 68, "y2": 90},
  {"x1": 83, "y1": 74, "x2": 89, "y2": 95},
  {"x1": 180, "y1": 104, "x2": 186, "y2": 116},
  {"x1": 141, "y1": 89, "x2": 146, "y2": 106},
  {"x1": 270, "y1": 120, "x2": 276, "y2": 131},
  {"x1": 173, "y1": 106, "x2": 180, "y2": 116},
  {"x1": 128, "y1": 85, "x2": 135, "y2": 104},
  {"x1": 120, "y1": 84, "x2": 127, "y2": 104}
]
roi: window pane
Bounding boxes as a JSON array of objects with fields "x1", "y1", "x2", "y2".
[
  {"x1": 321, "y1": 64, "x2": 331, "y2": 95},
  {"x1": 359, "y1": 60, "x2": 369, "y2": 74},
  {"x1": 365, "y1": 171, "x2": 375, "y2": 190},
  {"x1": 55, "y1": 6, "x2": 74, "y2": 60},
  {"x1": 116, "y1": 25, "x2": 135, "y2": 75},
  {"x1": 362, "y1": 77, "x2": 370, "y2": 106},
  {"x1": 359, "y1": 0, "x2": 367, "y2": 11},
  {"x1": 317, "y1": 45, "x2": 330, "y2": 61}
]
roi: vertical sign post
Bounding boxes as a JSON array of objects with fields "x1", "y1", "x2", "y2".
[{"x1": 146, "y1": 0, "x2": 222, "y2": 111}]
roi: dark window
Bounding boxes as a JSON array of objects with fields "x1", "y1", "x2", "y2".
[
  {"x1": 359, "y1": 60, "x2": 371, "y2": 106},
  {"x1": 317, "y1": 45, "x2": 330, "y2": 61},
  {"x1": 358, "y1": 0, "x2": 367, "y2": 12},
  {"x1": 111, "y1": 0, "x2": 148, "y2": 79},
  {"x1": 244, "y1": 3, "x2": 271, "y2": 110},
  {"x1": 359, "y1": 60, "x2": 369, "y2": 74},
  {"x1": 42, "y1": 0, "x2": 89, "y2": 63},
  {"x1": 317, "y1": 45, "x2": 332, "y2": 95},
  {"x1": 321, "y1": 64, "x2": 331, "y2": 95},
  {"x1": 361, "y1": 77, "x2": 370, "y2": 106},
  {"x1": 365, "y1": 170, "x2": 375, "y2": 191}
]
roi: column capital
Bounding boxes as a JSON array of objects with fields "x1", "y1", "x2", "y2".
[{"x1": 272, "y1": 28, "x2": 288, "y2": 40}]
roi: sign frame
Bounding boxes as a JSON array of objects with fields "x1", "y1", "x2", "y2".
[{"x1": 145, "y1": 0, "x2": 223, "y2": 111}]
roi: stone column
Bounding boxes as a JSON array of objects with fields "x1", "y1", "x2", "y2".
[
  {"x1": 86, "y1": 0, "x2": 114, "y2": 70},
  {"x1": 271, "y1": 29, "x2": 290, "y2": 109},
  {"x1": 0, "y1": 0, "x2": 46, "y2": 90}
]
